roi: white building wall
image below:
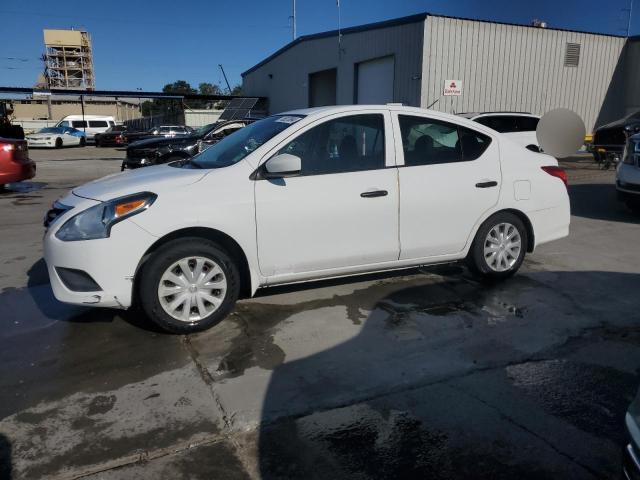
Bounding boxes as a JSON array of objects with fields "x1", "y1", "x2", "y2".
[
  {"x1": 242, "y1": 19, "x2": 424, "y2": 114},
  {"x1": 421, "y1": 16, "x2": 626, "y2": 131}
]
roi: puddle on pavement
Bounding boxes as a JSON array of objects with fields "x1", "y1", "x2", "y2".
[
  {"x1": 506, "y1": 358, "x2": 638, "y2": 443},
  {"x1": 210, "y1": 273, "x2": 533, "y2": 379},
  {"x1": 258, "y1": 403, "x2": 557, "y2": 480}
]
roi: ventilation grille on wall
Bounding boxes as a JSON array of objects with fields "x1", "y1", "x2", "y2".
[{"x1": 564, "y1": 43, "x2": 581, "y2": 67}]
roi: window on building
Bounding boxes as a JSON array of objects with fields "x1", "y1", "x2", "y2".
[{"x1": 564, "y1": 43, "x2": 581, "y2": 67}]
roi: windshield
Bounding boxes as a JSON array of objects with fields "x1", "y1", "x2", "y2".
[
  {"x1": 39, "y1": 127, "x2": 62, "y2": 134},
  {"x1": 189, "y1": 115, "x2": 303, "y2": 169}
]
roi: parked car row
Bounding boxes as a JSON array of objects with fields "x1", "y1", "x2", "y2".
[{"x1": 122, "y1": 120, "x2": 252, "y2": 169}]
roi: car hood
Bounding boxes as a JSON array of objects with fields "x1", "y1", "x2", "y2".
[
  {"x1": 128, "y1": 135, "x2": 196, "y2": 149},
  {"x1": 72, "y1": 164, "x2": 207, "y2": 201},
  {"x1": 28, "y1": 133, "x2": 55, "y2": 139}
]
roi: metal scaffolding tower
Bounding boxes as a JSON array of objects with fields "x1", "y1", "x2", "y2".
[{"x1": 43, "y1": 29, "x2": 95, "y2": 90}]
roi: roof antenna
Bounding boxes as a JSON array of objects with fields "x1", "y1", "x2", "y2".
[
  {"x1": 337, "y1": 0, "x2": 344, "y2": 57},
  {"x1": 290, "y1": 0, "x2": 297, "y2": 41}
]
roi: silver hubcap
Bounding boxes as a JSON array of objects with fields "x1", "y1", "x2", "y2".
[
  {"x1": 158, "y1": 256, "x2": 227, "y2": 322},
  {"x1": 483, "y1": 222, "x2": 522, "y2": 272}
]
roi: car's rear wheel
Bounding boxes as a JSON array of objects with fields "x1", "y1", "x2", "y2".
[
  {"x1": 55, "y1": 137, "x2": 63, "y2": 148},
  {"x1": 467, "y1": 212, "x2": 527, "y2": 280},
  {"x1": 139, "y1": 238, "x2": 240, "y2": 334}
]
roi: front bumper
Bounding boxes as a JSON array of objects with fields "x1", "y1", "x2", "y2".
[
  {"x1": 27, "y1": 139, "x2": 55, "y2": 148},
  {"x1": 44, "y1": 209, "x2": 158, "y2": 309}
]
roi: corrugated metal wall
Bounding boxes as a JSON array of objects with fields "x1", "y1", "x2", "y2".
[
  {"x1": 421, "y1": 16, "x2": 626, "y2": 131},
  {"x1": 242, "y1": 21, "x2": 424, "y2": 114}
]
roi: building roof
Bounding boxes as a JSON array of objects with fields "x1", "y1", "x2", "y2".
[{"x1": 242, "y1": 12, "x2": 625, "y2": 77}]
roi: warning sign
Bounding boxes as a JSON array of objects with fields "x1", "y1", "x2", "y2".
[{"x1": 443, "y1": 80, "x2": 462, "y2": 96}]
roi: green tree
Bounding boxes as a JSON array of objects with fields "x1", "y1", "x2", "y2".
[{"x1": 162, "y1": 80, "x2": 197, "y2": 95}]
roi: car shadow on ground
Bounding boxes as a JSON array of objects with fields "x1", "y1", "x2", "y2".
[
  {"x1": 569, "y1": 183, "x2": 640, "y2": 224},
  {"x1": 255, "y1": 269, "x2": 640, "y2": 479},
  {"x1": 21, "y1": 258, "x2": 164, "y2": 333}
]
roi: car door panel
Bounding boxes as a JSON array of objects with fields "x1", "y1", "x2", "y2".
[
  {"x1": 393, "y1": 113, "x2": 501, "y2": 259},
  {"x1": 254, "y1": 111, "x2": 399, "y2": 279}
]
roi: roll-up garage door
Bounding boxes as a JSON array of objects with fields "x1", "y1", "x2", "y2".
[{"x1": 356, "y1": 56, "x2": 394, "y2": 104}]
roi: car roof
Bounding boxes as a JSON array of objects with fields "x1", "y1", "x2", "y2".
[{"x1": 281, "y1": 104, "x2": 489, "y2": 128}]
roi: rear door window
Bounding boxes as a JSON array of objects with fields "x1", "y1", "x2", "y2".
[
  {"x1": 72, "y1": 121, "x2": 87, "y2": 128},
  {"x1": 88, "y1": 121, "x2": 108, "y2": 128},
  {"x1": 398, "y1": 115, "x2": 491, "y2": 165}
]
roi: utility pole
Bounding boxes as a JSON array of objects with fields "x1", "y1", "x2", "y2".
[
  {"x1": 292, "y1": 0, "x2": 297, "y2": 40},
  {"x1": 218, "y1": 64, "x2": 232, "y2": 94},
  {"x1": 627, "y1": 0, "x2": 634, "y2": 37}
]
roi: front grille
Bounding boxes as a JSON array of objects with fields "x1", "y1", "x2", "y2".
[
  {"x1": 127, "y1": 148, "x2": 157, "y2": 160},
  {"x1": 594, "y1": 127, "x2": 626, "y2": 147},
  {"x1": 44, "y1": 201, "x2": 73, "y2": 228}
]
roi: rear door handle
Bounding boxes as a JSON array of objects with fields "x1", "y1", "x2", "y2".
[
  {"x1": 360, "y1": 190, "x2": 388, "y2": 198},
  {"x1": 475, "y1": 181, "x2": 498, "y2": 188}
]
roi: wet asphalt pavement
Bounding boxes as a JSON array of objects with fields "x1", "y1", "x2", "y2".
[{"x1": 1, "y1": 150, "x2": 639, "y2": 479}]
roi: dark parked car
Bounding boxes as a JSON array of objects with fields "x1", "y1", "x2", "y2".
[
  {"x1": 94, "y1": 125, "x2": 128, "y2": 147},
  {"x1": 122, "y1": 119, "x2": 252, "y2": 170},
  {"x1": 123, "y1": 125, "x2": 194, "y2": 144},
  {"x1": 592, "y1": 111, "x2": 640, "y2": 166},
  {"x1": 0, "y1": 137, "x2": 36, "y2": 188}
]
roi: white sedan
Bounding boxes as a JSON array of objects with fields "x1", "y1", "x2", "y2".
[
  {"x1": 43, "y1": 105, "x2": 570, "y2": 333},
  {"x1": 27, "y1": 126, "x2": 86, "y2": 148}
]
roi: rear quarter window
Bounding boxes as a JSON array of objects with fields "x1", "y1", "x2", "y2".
[{"x1": 89, "y1": 121, "x2": 108, "y2": 128}]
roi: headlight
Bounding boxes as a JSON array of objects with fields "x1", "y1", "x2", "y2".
[{"x1": 55, "y1": 192, "x2": 157, "y2": 241}]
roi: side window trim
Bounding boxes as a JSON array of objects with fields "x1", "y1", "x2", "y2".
[
  {"x1": 392, "y1": 112, "x2": 493, "y2": 167},
  {"x1": 257, "y1": 110, "x2": 396, "y2": 174}
]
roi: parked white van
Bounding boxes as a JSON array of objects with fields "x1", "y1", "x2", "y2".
[{"x1": 56, "y1": 115, "x2": 116, "y2": 142}]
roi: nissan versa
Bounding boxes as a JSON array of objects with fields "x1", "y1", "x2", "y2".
[{"x1": 43, "y1": 105, "x2": 570, "y2": 333}]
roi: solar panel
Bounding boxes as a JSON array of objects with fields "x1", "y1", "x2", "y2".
[{"x1": 219, "y1": 97, "x2": 260, "y2": 120}]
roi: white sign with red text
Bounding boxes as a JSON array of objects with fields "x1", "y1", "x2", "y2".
[{"x1": 443, "y1": 80, "x2": 462, "y2": 96}]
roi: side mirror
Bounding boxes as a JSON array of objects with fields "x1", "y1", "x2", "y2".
[{"x1": 263, "y1": 153, "x2": 301, "y2": 178}]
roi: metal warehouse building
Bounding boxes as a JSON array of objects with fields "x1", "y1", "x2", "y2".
[{"x1": 242, "y1": 13, "x2": 630, "y2": 132}]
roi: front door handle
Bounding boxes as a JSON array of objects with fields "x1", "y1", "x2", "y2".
[
  {"x1": 475, "y1": 181, "x2": 498, "y2": 188},
  {"x1": 360, "y1": 190, "x2": 388, "y2": 198}
]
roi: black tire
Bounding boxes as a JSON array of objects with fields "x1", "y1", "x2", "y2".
[
  {"x1": 626, "y1": 198, "x2": 640, "y2": 215},
  {"x1": 80, "y1": 137, "x2": 86, "y2": 147},
  {"x1": 466, "y1": 211, "x2": 528, "y2": 280},
  {"x1": 138, "y1": 238, "x2": 240, "y2": 334},
  {"x1": 55, "y1": 137, "x2": 63, "y2": 148}
]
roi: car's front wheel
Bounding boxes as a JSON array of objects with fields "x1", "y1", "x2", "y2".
[
  {"x1": 55, "y1": 137, "x2": 63, "y2": 148},
  {"x1": 80, "y1": 137, "x2": 86, "y2": 147},
  {"x1": 467, "y1": 212, "x2": 527, "y2": 280},
  {"x1": 139, "y1": 238, "x2": 240, "y2": 334}
]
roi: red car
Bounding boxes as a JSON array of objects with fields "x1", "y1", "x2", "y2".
[{"x1": 0, "y1": 137, "x2": 36, "y2": 188}]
